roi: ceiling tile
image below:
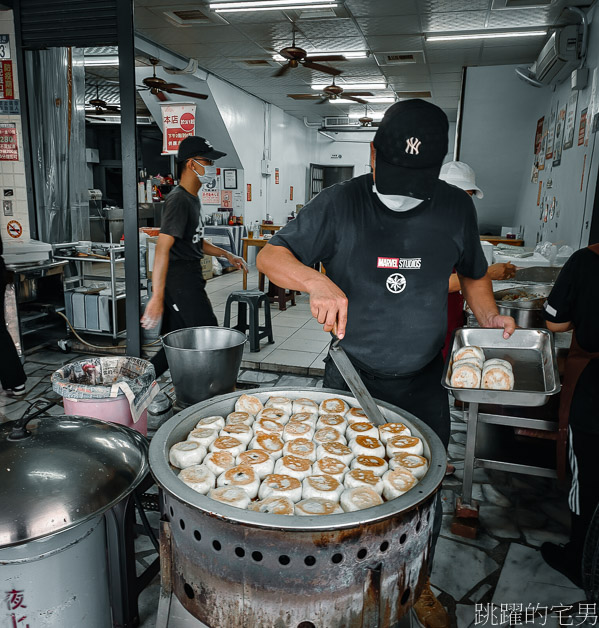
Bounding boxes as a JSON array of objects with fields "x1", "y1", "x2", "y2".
[
  {"x1": 364, "y1": 35, "x2": 425, "y2": 52},
  {"x1": 345, "y1": 0, "x2": 420, "y2": 17},
  {"x1": 418, "y1": 0, "x2": 490, "y2": 11},
  {"x1": 485, "y1": 8, "x2": 552, "y2": 28},
  {"x1": 356, "y1": 15, "x2": 422, "y2": 36},
  {"x1": 421, "y1": 10, "x2": 488, "y2": 32}
]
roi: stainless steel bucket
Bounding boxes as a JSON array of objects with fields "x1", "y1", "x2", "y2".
[{"x1": 162, "y1": 327, "x2": 247, "y2": 408}]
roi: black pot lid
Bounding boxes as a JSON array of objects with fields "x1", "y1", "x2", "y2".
[{"x1": 0, "y1": 415, "x2": 148, "y2": 547}]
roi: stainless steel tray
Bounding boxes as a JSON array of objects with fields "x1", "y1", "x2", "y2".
[{"x1": 442, "y1": 328, "x2": 560, "y2": 407}]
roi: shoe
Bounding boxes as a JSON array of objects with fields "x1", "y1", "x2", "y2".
[
  {"x1": 412, "y1": 578, "x2": 450, "y2": 628},
  {"x1": 3, "y1": 384, "x2": 26, "y2": 398},
  {"x1": 540, "y1": 542, "x2": 583, "y2": 588}
]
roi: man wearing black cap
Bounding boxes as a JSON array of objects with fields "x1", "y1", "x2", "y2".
[
  {"x1": 257, "y1": 100, "x2": 515, "y2": 627},
  {"x1": 142, "y1": 136, "x2": 247, "y2": 376}
]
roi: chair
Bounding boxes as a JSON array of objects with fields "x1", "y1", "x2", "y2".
[
  {"x1": 224, "y1": 290, "x2": 275, "y2": 352},
  {"x1": 267, "y1": 280, "x2": 296, "y2": 311}
]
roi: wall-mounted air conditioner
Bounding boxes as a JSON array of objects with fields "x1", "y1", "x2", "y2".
[
  {"x1": 534, "y1": 25, "x2": 580, "y2": 85},
  {"x1": 323, "y1": 117, "x2": 360, "y2": 128}
]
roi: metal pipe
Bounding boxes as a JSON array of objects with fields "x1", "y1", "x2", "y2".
[{"x1": 118, "y1": 1, "x2": 142, "y2": 356}]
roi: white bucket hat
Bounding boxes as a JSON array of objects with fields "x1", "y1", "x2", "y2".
[{"x1": 439, "y1": 161, "x2": 484, "y2": 198}]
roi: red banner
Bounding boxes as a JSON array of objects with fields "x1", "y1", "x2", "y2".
[{"x1": 0, "y1": 123, "x2": 18, "y2": 161}]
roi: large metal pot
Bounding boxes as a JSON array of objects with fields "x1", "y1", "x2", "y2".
[
  {"x1": 162, "y1": 327, "x2": 246, "y2": 408},
  {"x1": 0, "y1": 415, "x2": 148, "y2": 627},
  {"x1": 494, "y1": 283, "x2": 553, "y2": 328},
  {"x1": 149, "y1": 388, "x2": 446, "y2": 628}
]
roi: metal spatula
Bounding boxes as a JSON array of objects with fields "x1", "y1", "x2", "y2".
[{"x1": 329, "y1": 336, "x2": 386, "y2": 426}]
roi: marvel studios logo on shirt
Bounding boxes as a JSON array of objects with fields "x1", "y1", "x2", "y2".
[{"x1": 377, "y1": 257, "x2": 422, "y2": 269}]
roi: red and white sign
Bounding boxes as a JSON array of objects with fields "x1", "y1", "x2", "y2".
[
  {"x1": 0, "y1": 122, "x2": 18, "y2": 161},
  {"x1": 247, "y1": 184, "x2": 252, "y2": 202},
  {"x1": 160, "y1": 103, "x2": 196, "y2": 155},
  {"x1": 6, "y1": 219, "x2": 22, "y2": 238},
  {"x1": 221, "y1": 190, "x2": 233, "y2": 208},
  {"x1": 0, "y1": 60, "x2": 14, "y2": 100}
]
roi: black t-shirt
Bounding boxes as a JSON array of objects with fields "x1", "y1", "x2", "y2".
[
  {"x1": 269, "y1": 174, "x2": 488, "y2": 376},
  {"x1": 160, "y1": 186, "x2": 204, "y2": 262},
  {"x1": 543, "y1": 247, "x2": 599, "y2": 353}
]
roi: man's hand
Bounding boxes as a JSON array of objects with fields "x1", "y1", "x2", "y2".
[
  {"x1": 225, "y1": 252, "x2": 248, "y2": 272},
  {"x1": 141, "y1": 296, "x2": 163, "y2": 330},
  {"x1": 309, "y1": 280, "x2": 349, "y2": 338},
  {"x1": 482, "y1": 313, "x2": 516, "y2": 339},
  {"x1": 487, "y1": 262, "x2": 517, "y2": 281}
]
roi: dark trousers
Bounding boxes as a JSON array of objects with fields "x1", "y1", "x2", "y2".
[
  {"x1": 324, "y1": 351, "x2": 449, "y2": 571},
  {"x1": 323, "y1": 352, "x2": 451, "y2": 448},
  {"x1": 0, "y1": 281, "x2": 27, "y2": 390},
  {"x1": 150, "y1": 261, "x2": 218, "y2": 378}
]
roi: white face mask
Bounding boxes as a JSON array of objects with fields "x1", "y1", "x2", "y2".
[
  {"x1": 372, "y1": 182, "x2": 424, "y2": 212},
  {"x1": 192, "y1": 160, "x2": 216, "y2": 185}
]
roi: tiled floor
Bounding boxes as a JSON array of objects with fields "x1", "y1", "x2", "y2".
[{"x1": 1, "y1": 269, "x2": 590, "y2": 628}]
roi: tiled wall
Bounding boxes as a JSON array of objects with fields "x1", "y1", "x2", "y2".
[{"x1": 0, "y1": 9, "x2": 30, "y2": 241}]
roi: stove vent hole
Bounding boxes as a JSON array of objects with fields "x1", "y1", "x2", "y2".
[
  {"x1": 252, "y1": 551, "x2": 263, "y2": 562},
  {"x1": 416, "y1": 520, "x2": 422, "y2": 533},
  {"x1": 400, "y1": 587, "x2": 411, "y2": 605},
  {"x1": 212, "y1": 540, "x2": 222, "y2": 552},
  {"x1": 331, "y1": 553, "x2": 343, "y2": 564},
  {"x1": 235, "y1": 547, "x2": 245, "y2": 558},
  {"x1": 399, "y1": 533, "x2": 407, "y2": 544},
  {"x1": 184, "y1": 583, "x2": 195, "y2": 600},
  {"x1": 169, "y1": 506, "x2": 174, "y2": 518},
  {"x1": 356, "y1": 548, "x2": 368, "y2": 560},
  {"x1": 298, "y1": 622, "x2": 316, "y2": 628},
  {"x1": 304, "y1": 555, "x2": 316, "y2": 567},
  {"x1": 179, "y1": 519, "x2": 186, "y2": 530},
  {"x1": 278, "y1": 555, "x2": 291, "y2": 566},
  {"x1": 380, "y1": 541, "x2": 389, "y2": 553},
  {"x1": 193, "y1": 530, "x2": 201, "y2": 542}
]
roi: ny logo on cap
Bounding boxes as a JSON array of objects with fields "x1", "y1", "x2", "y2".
[{"x1": 405, "y1": 137, "x2": 421, "y2": 155}]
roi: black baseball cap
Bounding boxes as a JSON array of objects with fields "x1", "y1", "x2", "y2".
[
  {"x1": 176, "y1": 136, "x2": 226, "y2": 162},
  {"x1": 373, "y1": 99, "x2": 448, "y2": 200}
]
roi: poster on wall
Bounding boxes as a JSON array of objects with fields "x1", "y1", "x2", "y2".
[
  {"x1": 221, "y1": 190, "x2": 233, "y2": 208},
  {"x1": 552, "y1": 104, "x2": 567, "y2": 167},
  {"x1": 274, "y1": 168, "x2": 280, "y2": 184},
  {"x1": 223, "y1": 169, "x2": 237, "y2": 189},
  {"x1": 586, "y1": 68, "x2": 599, "y2": 146},
  {"x1": 247, "y1": 183, "x2": 252, "y2": 202},
  {"x1": 532, "y1": 116, "x2": 545, "y2": 174},
  {"x1": 579, "y1": 108, "x2": 588, "y2": 146},
  {"x1": 545, "y1": 105, "x2": 556, "y2": 159},
  {"x1": 0, "y1": 122, "x2": 18, "y2": 161},
  {"x1": 160, "y1": 103, "x2": 196, "y2": 154},
  {"x1": 563, "y1": 91, "x2": 579, "y2": 150},
  {"x1": 0, "y1": 60, "x2": 14, "y2": 100},
  {"x1": 533, "y1": 117, "x2": 544, "y2": 154}
]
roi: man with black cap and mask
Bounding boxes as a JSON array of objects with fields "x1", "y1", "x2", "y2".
[
  {"x1": 142, "y1": 136, "x2": 247, "y2": 377},
  {"x1": 257, "y1": 100, "x2": 515, "y2": 627}
]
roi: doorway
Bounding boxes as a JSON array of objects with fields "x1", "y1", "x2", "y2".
[{"x1": 309, "y1": 164, "x2": 354, "y2": 199}]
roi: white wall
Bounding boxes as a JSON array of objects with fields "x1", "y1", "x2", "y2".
[
  {"x1": 313, "y1": 130, "x2": 373, "y2": 178},
  {"x1": 0, "y1": 10, "x2": 31, "y2": 241},
  {"x1": 512, "y1": 6, "x2": 599, "y2": 249},
  {"x1": 459, "y1": 65, "x2": 546, "y2": 234}
]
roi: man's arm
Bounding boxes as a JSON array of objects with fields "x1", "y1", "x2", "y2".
[
  {"x1": 458, "y1": 273, "x2": 516, "y2": 339},
  {"x1": 202, "y1": 240, "x2": 248, "y2": 272},
  {"x1": 546, "y1": 320, "x2": 573, "y2": 333},
  {"x1": 141, "y1": 233, "x2": 175, "y2": 329},
  {"x1": 257, "y1": 244, "x2": 349, "y2": 338}
]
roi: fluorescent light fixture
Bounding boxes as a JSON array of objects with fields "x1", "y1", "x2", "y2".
[
  {"x1": 84, "y1": 56, "x2": 119, "y2": 66},
  {"x1": 211, "y1": 0, "x2": 331, "y2": 6},
  {"x1": 349, "y1": 111, "x2": 385, "y2": 120},
  {"x1": 212, "y1": 1, "x2": 337, "y2": 12},
  {"x1": 332, "y1": 97, "x2": 395, "y2": 104},
  {"x1": 426, "y1": 30, "x2": 546, "y2": 42},
  {"x1": 311, "y1": 82, "x2": 386, "y2": 90}
]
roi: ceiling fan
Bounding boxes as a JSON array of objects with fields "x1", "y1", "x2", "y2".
[
  {"x1": 358, "y1": 105, "x2": 379, "y2": 127},
  {"x1": 139, "y1": 58, "x2": 209, "y2": 102},
  {"x1": 86, "y1": 85, "x2": 120, "y2": 116},
  {"x1": 274, "y1": 29, "x2": 344, "y2": 78},
  {"x1": 288, "y1": 79, "x2": 373, "y2": 105}
]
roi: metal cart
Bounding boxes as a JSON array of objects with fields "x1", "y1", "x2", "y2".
[
  {"x1": 442, "y1": 328, "x2": 561, "y2": 510},
  {"x1": 53, "y1": 243, "x2": 127, "y2": 343}
]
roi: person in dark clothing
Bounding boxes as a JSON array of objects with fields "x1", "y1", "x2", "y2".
[
  {"x1": 257, "y1": 99, "x2": 516, "y2": 628},
  {"x1": 141, "y1": 136, "x2": 247, "y2": 376},
  {"x1": 541, "y1": 243, "x2": 599, "y2": 588},
  {"x1": 0, "y1": 234, "x2": 27, "y2": 396}
]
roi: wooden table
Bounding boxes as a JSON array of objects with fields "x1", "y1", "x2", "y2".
[
  {"x1": 241, "y1": 237, "x2": 268, "y2": 290},
  {"x1": 480, "y1": 236, "x2": 524, "y2": 247},
  {"x1": 259, "y1": 224, "x2": 284, "y2": 235}
]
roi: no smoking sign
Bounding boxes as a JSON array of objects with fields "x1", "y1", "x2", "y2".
[{"x1": 6, "y1": 219, "x2": 22, "y2": 238}]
